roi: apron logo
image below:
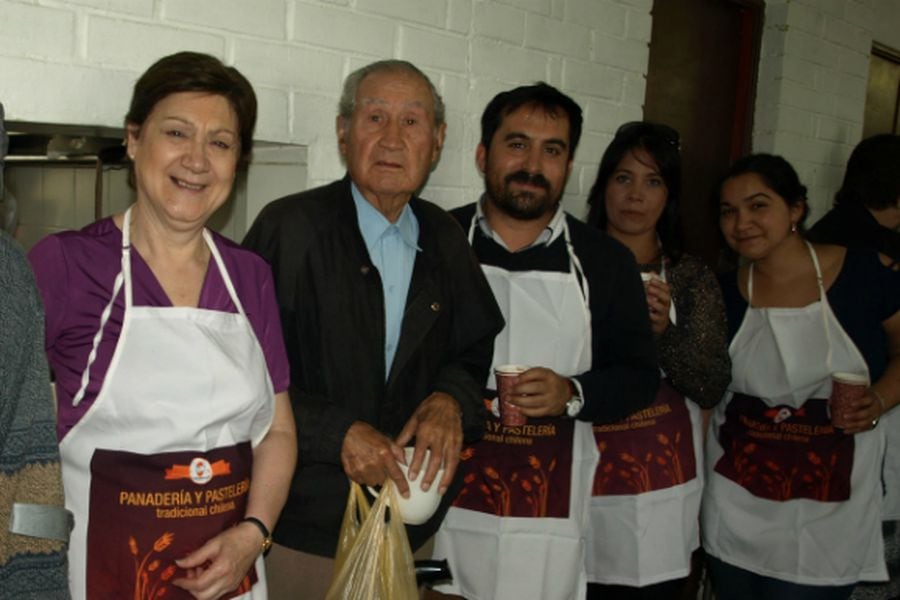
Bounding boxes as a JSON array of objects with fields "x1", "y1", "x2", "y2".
[
  {"x1": 763, "y1": 406, "x2": 806, "y2": 424},
  {"x1": 164, "y1": 458, "x2": 232, "y2": 485}
]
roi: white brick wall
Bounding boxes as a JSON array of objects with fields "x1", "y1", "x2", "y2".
[
  {"x1": 0, "y1": 0, "x2": 654, "y2": 222},
  {"x1": 871, "y1": 0, "x2": 900, "y2": 51},
  {"x1": 752, "y1": 0, "x2": 887, "y2": 222},
  {"x1": 86, "y1": 17, "x2": 225, "y2": 68},
  {"x1": 0, "y1": 0, "x2": 895, "y2": 226},
  {"x1": 164, "y1": 0, "x2": 289, "y2": 39},
  {"x1": 473, "y1": 2, "x2": 524, "y2": 44},
  {"x1": 0, "y1": 3, "x2": 76, "y2": 61}
]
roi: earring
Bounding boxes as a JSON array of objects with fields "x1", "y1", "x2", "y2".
[{"x1": 791, "y1": 222, "x2": 797, "y2": 233}]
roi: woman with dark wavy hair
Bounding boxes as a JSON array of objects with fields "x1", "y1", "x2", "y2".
[
  {"x1": 704, "y1": 153, "x2": 900, "y2": 599},
  {"x1": 584, "y1": 121, "x2": 730, "y2": 599},
  {"x1": 808, "y1": 134, "x2": 900, "y2": 268},
  {"x1": 809, "y1": 134, "x2": 900, "y2": 600}
]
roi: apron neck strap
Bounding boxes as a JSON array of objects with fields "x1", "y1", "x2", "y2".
[
  {"x1": 468, "y1": 209, "x2": 590, "y2": 307},
  {"x1": 72, "y1": 208, "x2": 132, "y2": 407},
  {"x1": 805, "y1": 239, "x2": 826, "y2": 296},
  {"x1": 562, "y1": 218, "x2": 590, "y2": 306},
  {"x1": 205, "y1": 228, "x2": 247, "y2": 316},
  {"x1": 121, "y1": 207, "x2": 247, "y2": 316},
  {"x1": 73, "y1": 207, "x2": 247, "y2": 408},
  {"x1": 746, "y1": 240, "x2": 834, "y2": 371},
  {"x1": 747, "y1": 239, "x2": 825, "y2": 306},
  {"x1": 804, "y1": 240, "x2": 833, "y2": 371},
  {"x1": 121, "y1": 206, "x2": 135, "y2": 308}
]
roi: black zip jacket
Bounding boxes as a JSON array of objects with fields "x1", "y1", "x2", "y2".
[{"x1": 243, "y1": 177, "x2": 504, "y2": 556}]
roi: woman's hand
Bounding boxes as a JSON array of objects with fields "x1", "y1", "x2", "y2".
[
  {"x1": 839, "y1": 391, "x2": 883, "y2": 435},
  {"x1": 645, "y1": 278, "x2": 672, "y2": 336},
  {"x1": 172, "y1": 521, "x2": 262, "y2": 599},
  {"x1": 843, "y1": 311, "x2": 900, "y2": 434}
]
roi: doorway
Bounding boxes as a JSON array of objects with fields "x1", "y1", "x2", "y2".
[
  {"x1": 643, "y1": 0, "x2": 764, "y2": 267},
  {"x1": 863, "y1": 42, "x2": 900, "y2": 137}
]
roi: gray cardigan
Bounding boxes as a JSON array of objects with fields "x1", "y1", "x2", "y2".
[{"x1": 0, "y1": 231, "x2": 69, "y2": 598}]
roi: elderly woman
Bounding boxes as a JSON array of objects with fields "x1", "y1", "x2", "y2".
[
  {"x1": 704, "y1": 154, "x2": 900, "y2": 600},
  {"x1": 584, "y1": 121, "x2": 730, "y2": 599},
  {"x1": 28, "y1": 52, "x2": 296, "y2": 600}
]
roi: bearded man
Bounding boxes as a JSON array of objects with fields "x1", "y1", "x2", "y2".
[{"x1": 427, "y1": 83, "x2": 658, "y2": 600}]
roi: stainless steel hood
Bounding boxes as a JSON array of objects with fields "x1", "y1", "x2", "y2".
[
  {"x1": 5, "y1": 121, "x2": 127, "y2": 164},
  {"x1": 2, "y1": 120, "x2": 130, "y2": 230}
]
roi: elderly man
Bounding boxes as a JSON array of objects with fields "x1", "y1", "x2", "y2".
[
  {"x1": 243, "y1": 60, "x2": 504, "y2": 599},
  {"x1": 429, "y1": 83, "x2": 658, "y2": 600}
]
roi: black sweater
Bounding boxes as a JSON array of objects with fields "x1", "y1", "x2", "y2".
[{"x1": 452, "y1": 203, "x2": 659, "y2": 424}]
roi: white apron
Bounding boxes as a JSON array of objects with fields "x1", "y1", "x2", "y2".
[
  {"x1": 431, "y1": 211, "x2": 598, "y2": 600},
  {"x1": 585, "y1": 261, "x2": 704, "y2": 587},
  {"x1": 61, "y1": 207, "x2": 275, "y2": 599},
  {"x1": 881, "y1": 410, "x2": 900, "y2": 520},
  {"x1": 702, "y1": 242, "x2": 886, "y2": 585}
]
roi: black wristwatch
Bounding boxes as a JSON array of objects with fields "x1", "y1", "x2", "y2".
[{"x1": 241, "y1": 516, "x2": 273, "y2": 557}]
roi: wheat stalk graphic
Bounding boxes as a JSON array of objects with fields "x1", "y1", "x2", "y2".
[{"x1": 131, "y1": 532, "x2": 174, "y2": 600}]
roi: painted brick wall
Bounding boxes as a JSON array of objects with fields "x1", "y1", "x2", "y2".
[
  {"x1": 753, "y1": 0, "x2": 883, "y2": 222},
  {"x1": 1, "y1": 0, "x2": 896, "y2": 224},
  {"x1": 0, "y1": 0, "x2": 653, "y2": 221}
]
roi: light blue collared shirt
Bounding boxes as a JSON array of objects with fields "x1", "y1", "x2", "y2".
[{"x1": 351, "y1": 183, "x2": 421, "y2": 380}]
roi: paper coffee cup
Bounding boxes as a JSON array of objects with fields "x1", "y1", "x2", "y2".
[
  {"x1": 368, "y1": 447, "x2": 443, "y2": 526},
  {"x1": 495, "y1": 364, "x2": 528, "y2": 426},
  {"x1": 829, "y1": 371, "x2": 868, "y2": 428}
]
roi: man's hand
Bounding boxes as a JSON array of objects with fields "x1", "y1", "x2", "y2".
[
  {"x1": 395, "y1": 392, "x2": 463, "y2": 495},
  {"x1": 341, "y1": 422, "x2": 408, "y2": 496},
  {"x1": 510, "y1": 367, "x2": 571, "y2": 417}
]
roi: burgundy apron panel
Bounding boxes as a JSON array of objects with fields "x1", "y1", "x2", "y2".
[
  {"x1": 592, "y1": 379, "x2": 696, "y2": 496},
  {"x1": 452, "y1": 416, "x2": 575, "y2": 518},
  {"x1": 86, "y1": 443, "x2": 256, "y2": 599},
  {"x1": 714, "y1": 393, "x2": 854, "y2": 502}
]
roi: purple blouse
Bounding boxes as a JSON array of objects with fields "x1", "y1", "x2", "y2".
[{"x1": 28, "y1": 217, "x2": 290, "y2": 440}]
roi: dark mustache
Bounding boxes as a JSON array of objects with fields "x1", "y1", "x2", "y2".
[{"x1": 505, "y1": 171, "x2": 550, "y2": 191}]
